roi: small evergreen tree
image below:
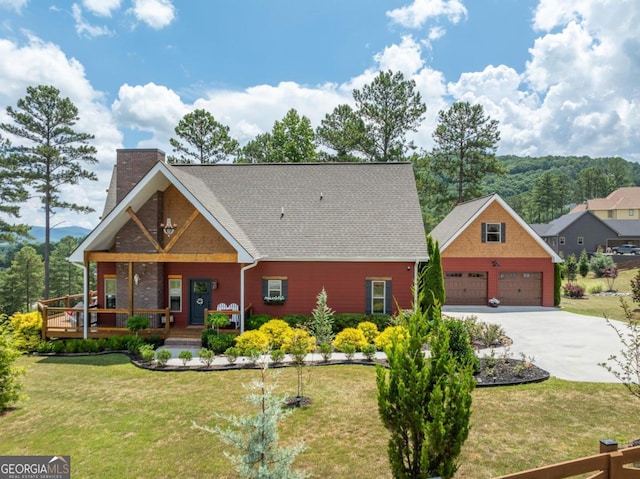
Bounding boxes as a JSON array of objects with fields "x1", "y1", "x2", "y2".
[
  {"x1": 554, "y1": 263, "x2": 562, "y2": 307},
  {"x1": 419, "y1": 236, "x2": 445, "y2": 322},
  {"x1": 376, "y1": 302, "x2": 474, "y2": 479},
  {"x1": 578, "y1": 249, "x2": 590, "y2": 278},
  {"x1": 194, "y1": 363, "x2": 308, "y2": 479},
  {"x1": 589, "y1": 251, "x2": 615, "y2": 277},
  {"x1": 565, "y1": 253, "x2": 577, "y2": 282},
  {"x1": 309, "y1": 288, "x2": 335, "y2": 346}
]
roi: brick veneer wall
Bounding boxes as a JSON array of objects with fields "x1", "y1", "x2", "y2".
[{"x1": 116, "y1": 149, "x2": 166, "y2": 204}]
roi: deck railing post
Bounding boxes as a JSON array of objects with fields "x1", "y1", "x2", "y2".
[
  {"x1": 41, "y1": 305, "x2": 48, "y2": 340},
  {"x1": 600, "y1": 439, "x2": 619, "y2": 454},
  {"x1": 164, "y1": 307, "x2": 170, "y2": 335}
]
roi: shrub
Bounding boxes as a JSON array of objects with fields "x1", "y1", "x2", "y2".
[
  {"x1": 270, "y1": 348, "x2": 286, "y2": 364},
  {"x1": 0, "y1": 327, "x2": 26, "y2": 412},
  {"x1": 198, "y1": 348, "x2": 215, "y2": 367},
  {"x1": 357, "y1": 321, "x2": 379, "y2": 343},
  {"x1": 207, "y1": 333, "x2": 236, "y2": 355},
  {"x1": 7, "y1": 311, "x2": 42, "y2": 352},
  {"x1": 178, "y1": 350, "x2": 193, "y2": 366},
  {"x1": 282, "y1": 314, "x2": 310, "y2": 329},
  {"x1": 126, "y1": 315, "x2": 150, "y2": 335},
  {"x1": 235, "y1": 330, "x2": 270, "y2": 355},
  {"x1": 374, "y1": 325, "x2": 409, "y2": 351},
  {"x1": 333, "y1": 313, "x2": 368, "y2": 332},
  {"x1": 318, "y1": 342, "x2": 332, "y2": 362},
  {"x1": 107, "y1": 335, "x2": 130, "y2": 351},
  {"x1": 225, "y1": 346, "x2": 240, "y2": 364},
  {"x1": 563, "y1": 283, "x2": 585, "y2": 298},
  {"x1": 259, "y1": 319, "x2": 293, "y2": 349},
  {"x1": 139, "y1": 344, "x2": 155, "y2": 363},
  {"x1": 206, "y1": 312, "x2": 229, "y2": 332},
  {"x1": 588, "y1": 283, "x2": 604, "y2": 295},
  {"x1": 156, "y1": 349, "x2": 172, "y2": 367},
  {"x1": 246, "y1": 314, "x2": 271, "y2": 330},
  {"x1": 342, "y1": 343, "x2": 356, "y2": 360},
  {"x1": 282, "y1": 329, "x2": 316, "y2": 361},
  {"x1": 126, "y1": 336, "x2": 145, "y2": 357},
  {"x1": 361, "y1": 343, "x2": 377, "y2": 361},
  {"x1": 444, "y1": 318, "x2": 480, "y2": 373},
  {"x1": 333, "y1": 328, "x2": 368, "y2": 352},
  {"x1": 589, "y1": 251, "x2": 615, "y2": 277}
]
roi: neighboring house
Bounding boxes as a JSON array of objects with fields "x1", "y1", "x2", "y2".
[
  {"x1": 531, "y1": 210, "x2": 619, "y2": 257},
  {"x1": 430, "y1": 194, "x2": 562, "y2": 307},
  {"x1": 63, "y1": 149, "x2": 428, "y2": 337},
  {"x1": 532, "y1": 210, "x2": 640, "y2": 257},
  {"x1": 571, "y1": 187, "x2": 640, "y2": 220}
]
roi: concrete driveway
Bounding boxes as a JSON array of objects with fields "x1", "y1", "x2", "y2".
[{"x1": 441, "y1": 306, "x2": 630, "y2": 383}]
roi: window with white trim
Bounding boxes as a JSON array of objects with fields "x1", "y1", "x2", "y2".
[
  {"x1": 630, "y1": 209, "x2": 635, "y2": 217},
  {"x1": 486, "y1": 223, "x2": 501, "y2": 242},
  {"x1": 169, "y1": 277, "x2": 182, "y2": 312},
  {"x1": 559, "y1": 237, "x2": 565, "y2": 245},
  {"x1": 577, "y1": 236, "x2": 584, "y2": 245},
  {"x1": 105, "y1": 276, "x2": 116, "y2": 309}
]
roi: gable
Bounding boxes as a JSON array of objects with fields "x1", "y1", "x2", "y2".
[{"x1": 443, "y1": 201, "x2": 551, "y2": 259}]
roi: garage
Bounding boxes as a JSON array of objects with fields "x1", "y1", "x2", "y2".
[
  {"x1": 498, "y1": 272, "x2": 542, "y2": 306},
  {"x1": 444, "y1": 272, "x2": 487, "y2": 305}
]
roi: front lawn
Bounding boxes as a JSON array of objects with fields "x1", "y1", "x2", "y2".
[
  {"x1": 560, "y1": 266, "x2": 640, "y2": 321},
  {"x1": 2, "y1": 355, "x2": 639, "y2": 478}
]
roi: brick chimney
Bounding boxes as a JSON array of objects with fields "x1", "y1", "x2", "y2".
[{"x1": 116, "y1": 149, "x2": 166, "y2": 204}]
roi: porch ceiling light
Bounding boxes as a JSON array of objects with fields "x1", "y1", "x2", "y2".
[{"x1": 162, "y1": 217, "x2": 177, "y2": 236}]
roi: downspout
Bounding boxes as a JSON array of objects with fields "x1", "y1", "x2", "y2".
[
  {"x1": 414, "y1": 259, "x2": 420, "y2": 310},
  {"x1": 240, "y1": 257, "x2": 265, "y2": 334},
  {"x1": 70, "y1": 261, "x2": 89, "y2": 340}
]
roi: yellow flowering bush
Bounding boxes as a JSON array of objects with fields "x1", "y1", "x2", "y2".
[
  {"x1": 332, "y1": 327, "x2": 368, "y2": 352},
  {"x1": 258, "y1": 319, "x2": 293, "y2": 349},
  {"x1": 282, "y1": 328, "x2": 316, "y2": 355},
  {"x1": 8, "y1": 311, "x2": 43, "y2": 352},
  {"x1": 374, "y1": 325, "x2": 409, "y2": 351},
  {"x1": 357, "y1": 321, "x2": 379, "y2": 343},
  {"x1": 234, "y1": 330, "x2": 270, "y2": 355}
]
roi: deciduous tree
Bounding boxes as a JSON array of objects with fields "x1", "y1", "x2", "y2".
[
  {"x1": 353, "y1": 70, "x2": 426, "y2": 162},
  {"x1": 168, "y1": 109, "x2": 239, "y2": 164},
  {"x1": 1, "y1": 85, "x2": 97, "y2": 298}
]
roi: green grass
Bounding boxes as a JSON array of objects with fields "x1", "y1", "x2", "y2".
[
  {"x1": 560, "y1": 266, "x2": 639, "y2": 321},
  {"x1": 2, "y1": 355, "x2": 640, "y2": 478}
]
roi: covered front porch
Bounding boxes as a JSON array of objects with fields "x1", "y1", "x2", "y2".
[{"x1": 37, "y1": 292, "x2": 250, "y2": 340}]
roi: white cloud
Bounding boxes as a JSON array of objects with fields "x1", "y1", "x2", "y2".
[
  {"x1": 387, "y1": 0, "x2": 467, "y2": 29},
  {"x1": 82, "y1": 0, "x2": 121, "y2": 17},
  {"x1": 129, "y1": 0, "x2": 176, "y2": 30},
  {"x1": 0, "y1": 0, "x2": 27, "y2": 14},
  {"x1": 72, "y1": 3, "x2": 114, "y2": 38},
  {"x1": 0, "y1": 34, "x2": 122, "y2": 228},
  {"x1": 374, "y1": 35, "x2": 425, "y2": 77}
]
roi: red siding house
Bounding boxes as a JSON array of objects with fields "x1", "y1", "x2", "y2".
[
  {"x1": 64, "y1": 149, "x2": 428, "y2": 337},
  {"x1": 429, "y1": 194, "x2": 562, "y2": 307}
]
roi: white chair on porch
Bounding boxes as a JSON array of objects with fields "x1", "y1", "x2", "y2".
[{"x1": 228, "y1": 303, "x2": 240, "y2": 329}]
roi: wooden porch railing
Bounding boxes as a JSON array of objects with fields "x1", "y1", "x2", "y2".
[
  {"x1": 495, "y1": 440, "x2": 640, "y2": 479},
  {"x1": 37, "y1": 294, "x2": 171, "y2": 339}
]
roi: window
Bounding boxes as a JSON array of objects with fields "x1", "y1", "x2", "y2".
[
  {"x1": 577, "y1": 236, "x2": 584, "y2": 245},
  {"x1": 481, "y1": 222, "x2": 506, "y2": 243},
  {"x1": 551, "y1": 238, "x2": 557, "y2": 246},
  {"x1": 105, "y1": 276, "x2": 116, "y2": 309},
  {"x1": 168, "y1": 277, "x2": 182, "y2": 312},
  {"x1": 630, "y1": 209, "x2": 635, "y2": 217},
  {"x1": 366, "y1": 278, "x2": 391, "y2": 314},
  {"x1": 559, "y1": 237, "x2": 565, "y2": 245},
  {"x1": 262, "y1": 277, "x2": 288, "y2": 304},
  {"x1": 608, "y1": 210, "x2": 614, "y2": 218}
]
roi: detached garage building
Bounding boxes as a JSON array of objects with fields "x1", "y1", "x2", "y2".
[{"x1": 430, "y1": 194, "x2": 562, "y2": 307}]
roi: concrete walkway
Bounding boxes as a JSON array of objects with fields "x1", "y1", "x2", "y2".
[
  {"x1": 156, "y1": 306, "x2": 632, "y2": 383},
  {"x1": 442, "y1": 306, "x2": 628, "y2": 383}
]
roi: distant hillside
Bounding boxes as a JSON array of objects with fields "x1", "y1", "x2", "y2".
[{"x1": 28, "y1": 226, "x2": 91, "y2": 243}]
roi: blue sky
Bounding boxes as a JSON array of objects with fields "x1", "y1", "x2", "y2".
[{"x1": 0, "y1": 0, "x2": 638, "y2": 228}]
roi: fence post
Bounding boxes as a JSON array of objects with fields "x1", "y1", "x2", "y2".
[
  {"x1": 600, "y1": 439, "x2": 618, "y2": 453},
  {"x1": 41, "y1": 305, "x2": 48, "y2": 341}
]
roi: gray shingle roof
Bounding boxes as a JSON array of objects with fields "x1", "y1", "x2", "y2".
[
  {"x1": 429, "y1": 195, "x2": 494, "y2": 248},
  {"x1": 171, "y1": 162, "x2": 428, "y2": 260}
]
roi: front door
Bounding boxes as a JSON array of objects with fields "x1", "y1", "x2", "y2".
[{"x1": 189, "y1": 279, "x2": 211, "y2": 325}]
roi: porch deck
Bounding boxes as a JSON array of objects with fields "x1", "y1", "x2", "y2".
[{"x1": 37, "y1": 293, "x2": 246, "y2": 340}]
